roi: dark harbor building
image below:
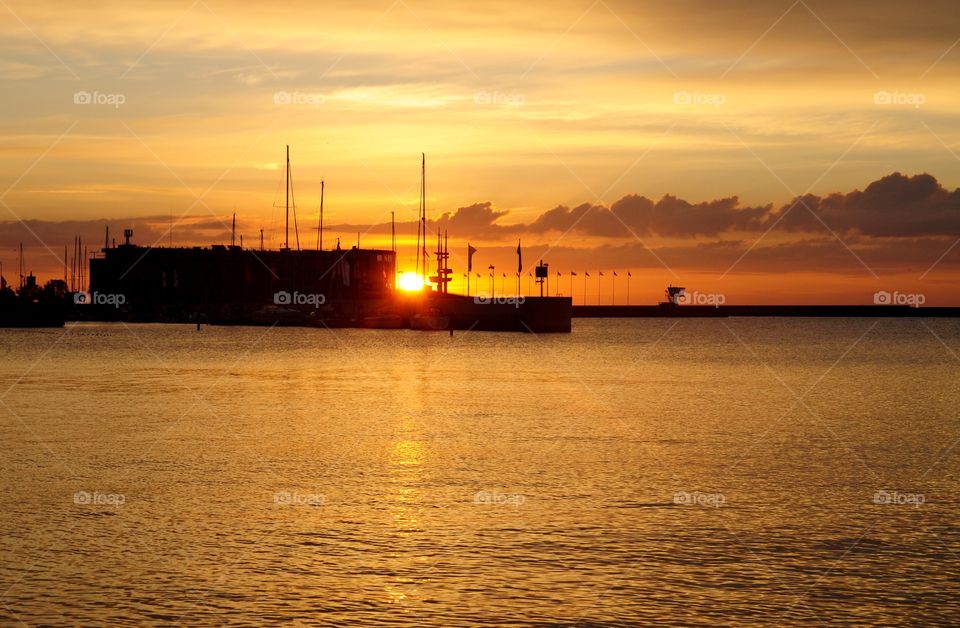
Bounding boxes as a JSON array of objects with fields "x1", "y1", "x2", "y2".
[{"x1": 89, "y1": 231, "x2": 397, "y2": 324}]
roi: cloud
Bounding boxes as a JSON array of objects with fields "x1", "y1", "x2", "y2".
[
  {"x1": 435, "y1": 202, "x2": 510, "y2": 235},
  {"x1": 526, "y1": 194, "x2": 770, "y2": 238},
  {"x1": 771, "y1": 173, "x2": 960, "y2": 237},
  {"x1": 489, "y1": 172, "x2": 960, "y2": 239}
]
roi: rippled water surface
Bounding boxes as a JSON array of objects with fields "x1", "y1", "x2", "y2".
[{"x1": 1, "y1": 319, "x2": 959, "y2": 625}]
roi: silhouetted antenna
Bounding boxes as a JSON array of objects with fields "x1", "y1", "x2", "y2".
[
  {"x1": 71, "y1": 235, "x2": 77, "y2": 291},
  {"x1": 285, "y1": 144, "x2": 290, "y2": 250},
  {"x1": 231, "y1": 212, "x2": 236, "y2": 247},
  {"x1": 416, "y1": 154, "x2": 423, "y2": 277},
  {"x1": 421, "y1": 153, "x2": 427, "y2": 280},
  {"x1": 316, "y1": 180, "x2": 324, "y2": 251}
]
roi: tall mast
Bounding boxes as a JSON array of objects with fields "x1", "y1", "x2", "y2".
[
  {"x1": 231, "y1": 212, "x2": 236, "y2": 246},
  {"x1": 420, "y1": 153, "x2": 426, "y2": 279},
  {"x1": 317, "y1": 180, "x2": 324, "y2": 251},
  {"x1": 285, "y1": 144, "x2": 290, "y2": 250},
  {"x1": 415, "y1": 154, "x2": 422, "y2": 277}
]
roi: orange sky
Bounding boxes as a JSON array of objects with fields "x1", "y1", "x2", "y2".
[{"x1": 1, "y1": 0, "x2": 959, "y2": 303}]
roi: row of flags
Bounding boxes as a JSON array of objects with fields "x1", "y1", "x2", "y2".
[
  {"x1": 569, "y1": 271, "x2": 633, "y2": 278},
  {"x1": 463, "y1": 241, "x2": 635, "y2": 302},
  {"x1": 460, "y1": 270, "x2": 634, "y2": 278},
  {"x1": 465, "y1": 240, "x2": 633, "y2": 279}
]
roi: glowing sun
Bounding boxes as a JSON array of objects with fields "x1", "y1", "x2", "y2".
[{"x1": 397, "y1": 272, "x2": 425, "y2": 291}]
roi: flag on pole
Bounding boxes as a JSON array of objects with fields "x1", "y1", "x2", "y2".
[
  {"x1": 516, "y1": 239, "x2": 522, "y2": 274},
  {"x1": 628, "y1": 271, "x2": 632, "y2": 277},
  {"x1": 584, "y1": 272, "x2": 590, "y2": 277},
  {"x1": 467, "y1": 243, "x2": 477, "y2": 272},
  {"x1": 599, "y1": 271, "x2": 604, "y2": 276},
  {"x1": 571, "y1": 271, "x2": 577, "y2": 277},
  {"x1": 613, "y1": 271, "x2": 618, "y2": 277}
]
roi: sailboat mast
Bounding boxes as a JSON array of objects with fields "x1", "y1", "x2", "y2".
[
  {"x1": 285, "y1": 144, "x2": 290, "y2": 250},
  {"x1": 317, "y1": 180, "x2": 324, "y2": 251},
  {"x1": 421, "y1": 153, "x2": 426, "y2": 279}
]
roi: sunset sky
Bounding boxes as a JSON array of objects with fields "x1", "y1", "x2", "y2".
[{"x1": 2, "y1": 0, "x2": 959, "y2": 303}]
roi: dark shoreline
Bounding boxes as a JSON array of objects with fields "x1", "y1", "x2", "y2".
[{"x1": 573, "y1": 304, "x2": 960, "y2": 318}]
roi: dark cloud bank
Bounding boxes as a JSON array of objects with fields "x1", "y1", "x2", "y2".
[
  {"x1": 3, "y1": 173, "x2": 960, "y2": 276},
  {"x1": 429, "y1": 172, "x2": 960, "y2": 239}
]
